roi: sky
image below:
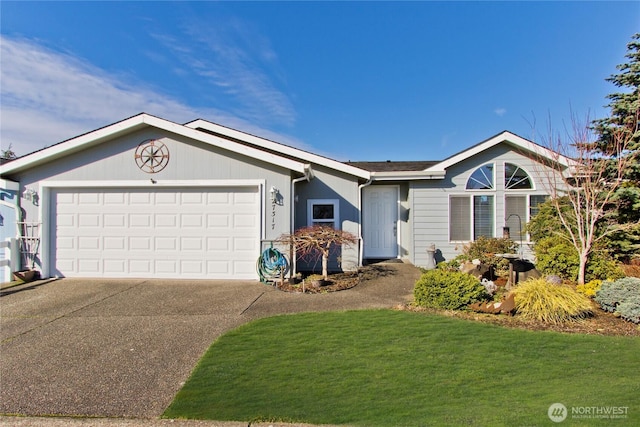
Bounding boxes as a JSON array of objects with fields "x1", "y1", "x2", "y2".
[{"x1": 1, "y1": 1, "x2": 638, "y2": 162}]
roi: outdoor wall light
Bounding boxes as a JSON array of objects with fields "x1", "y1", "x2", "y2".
[
  {"x1": 270, "y1": 186, "x2": 278, "y2": 203},
  {"x1": 23, "y1": 188, "x2": 39, "y2": 205}
]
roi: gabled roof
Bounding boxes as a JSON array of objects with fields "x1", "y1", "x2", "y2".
[
  {"x1": 423, "y1": 130, "x2": 573, "y2": 175},
  {"x1": 342, "y1": 131, "x2": 572, "y2": 181},
  {"x1": 0, "y1": 113, "x2": 312, "y2": 176},
  {"x1": 185, "y1": 119, "x2": 370, "y2": 179}
]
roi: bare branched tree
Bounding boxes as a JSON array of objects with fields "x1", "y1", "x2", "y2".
[
  {"x1": 278, "y1": 225, "x2": 358, "y2": 280},
  {"x1": 534, "y1": 112, "x2": 639, "y2": 284}
]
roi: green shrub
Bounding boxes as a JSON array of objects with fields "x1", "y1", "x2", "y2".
[
  {"x1": 512, "y1": 278, "x2": 593, "y2": 323},
  {"x1": 453, "y1": 236, "x2": 517, "y2": 275},
  {"x1": 533, "y1": 236, "x2": 579, "y2": 280},
  {"x1": 435, "y1": 259, "x2": 461, "y2": 272},
  {"x1": 533, "y1": 236, "x2": 623, "y2": 282},
  {"x1": 413, "y1": 270, "x2": 487, "y2": 310},
  {"x1": 576, "y1": 279, "x2": 602, "y2": 298},
  {"x1": 595, "y1": 277, "x2": 640, "y2": 324},
  {"x1": 586, "y1": 255, "x2": 625, "y2": 282}
]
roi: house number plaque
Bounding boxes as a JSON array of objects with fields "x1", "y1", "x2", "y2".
[{"x1": 134, "y1": 139, "x2": 170, "y2": 173}]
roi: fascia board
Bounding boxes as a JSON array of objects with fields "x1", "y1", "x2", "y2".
[
  {"x1": 145, "y1": 116, "x2": 307, "y2": 174},
  {"x1": 371, "y1": 171, "x2": 445, "y2": 181},
  {"x1": 186, "y1": 119, "x2": 370, "y2": 179},
  {"x1": 424, "y1": 131, "x2": 572, "y2": 173},
  {"x1": 1, "y1": 115, "x2": 148, "y2": 175},
  {"x1": 0, "y1": 178, "x2": 20, "y2": 191}
]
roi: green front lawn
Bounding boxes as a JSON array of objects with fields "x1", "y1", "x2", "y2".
[{"x1": 164, "y1": 310, "x2": 640, "y2": 426}]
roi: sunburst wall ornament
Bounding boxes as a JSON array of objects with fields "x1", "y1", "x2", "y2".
[{"x1": 134, "y1": 139, "x2": 170, "y2": 173}]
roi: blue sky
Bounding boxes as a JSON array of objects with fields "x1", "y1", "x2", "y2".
[{"x1": 1, "y1": 1, "x2": 638, "y2": 161}]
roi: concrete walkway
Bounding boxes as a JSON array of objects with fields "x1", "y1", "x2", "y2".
[{"x1": 0, "y1": 262, "x2": 421, "y2": 425}]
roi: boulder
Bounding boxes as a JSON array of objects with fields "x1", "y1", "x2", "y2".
[{"x1": 460, "y1": 261, "x2": 494, "y2": 281}]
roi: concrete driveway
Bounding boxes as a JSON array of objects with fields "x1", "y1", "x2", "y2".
[{"x1": 0, "y1": 263, "x2": 420, "y2": 420}]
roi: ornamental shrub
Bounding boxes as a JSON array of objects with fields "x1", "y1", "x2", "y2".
[
  {"x1": 533, "y1": 236, "x2": 579, "y2": 280},
  {"x1": 413, "y1": 270, "x2": 487, "y2": 310},
  {"x1": 512, "y1": 278, "x2": 593, "y2": 323},
  {"x1": 533, "y1": 236, "x2": 623, "y2": 282},
  {"x1": 595, "y1": 277, "x2": 640, "y2": 324},
  {"x1": 576, "y1": 280, "x2": 602, "y2": 298}
]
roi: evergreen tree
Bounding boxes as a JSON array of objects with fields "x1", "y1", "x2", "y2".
[{"x1": 592, "y1": 33, "x2": 640, "y2": 260}]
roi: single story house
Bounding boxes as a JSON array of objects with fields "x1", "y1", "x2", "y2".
[{"x1": 0, "y1": 113, "x2": 571, "y2": 280}]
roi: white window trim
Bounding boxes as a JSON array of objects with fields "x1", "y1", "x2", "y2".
[
  {"x1": 465, "y1": 163, "x2": 496, "y2": 192},
  {"x1": 449, "y1": 193, "x2": 498, "y2": 242},
  {"x1": 504, "y1": 193, "x2": 549, "y2": 242},
  {"x1": 307, "y1": 199, "x2": 340, "y2": 228},
  {"x1": 503, "y1": 162, "x2": 536, "y2": 191}
]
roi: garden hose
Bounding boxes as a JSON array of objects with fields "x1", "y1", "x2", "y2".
[{"x1": 257, "y1": 247, "x2": 290, "y2": 283}]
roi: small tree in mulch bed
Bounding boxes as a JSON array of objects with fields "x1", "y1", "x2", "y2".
[{"x1": 278, "y1": 225, "x2": 358, "y2": 281}]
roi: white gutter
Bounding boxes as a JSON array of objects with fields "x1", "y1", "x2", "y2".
[
  {"x1": 290, "y1": 165, "x2": 314, "y2": 276},
  {"x1": 357, "y1": 177, "x2": 373, "y2": 267}
]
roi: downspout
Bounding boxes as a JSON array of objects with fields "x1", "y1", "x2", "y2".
[
  {"x1": 358, "y1": 175, "x2": 374, "y2": 267},
  {"x1": 290, "y1": 165, "x2": 314, "y2": 276}
]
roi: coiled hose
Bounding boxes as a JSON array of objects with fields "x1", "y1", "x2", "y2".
[{"x1": 257, "y1": 247, "x2": 290, "y2": 283}]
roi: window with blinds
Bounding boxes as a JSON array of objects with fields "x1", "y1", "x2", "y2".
[{"x1": 449, "y1": 196, "x2": 471, "y2": 241}]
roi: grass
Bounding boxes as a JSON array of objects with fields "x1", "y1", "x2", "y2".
[{"x1": 164, "y1": 310, "x2": 640, "y2": 426}]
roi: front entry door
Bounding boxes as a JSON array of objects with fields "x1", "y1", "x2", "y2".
[{"x1": 363, "y1": 185, "x2": 399, "y2": 259}]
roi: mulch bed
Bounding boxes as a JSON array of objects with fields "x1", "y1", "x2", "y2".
[
  {"x1": 273, "y1": 264, "x2": 396, "y2": 294},
  {"x1": 403, "y1": 305, "x2": 640, "y2": 337}
]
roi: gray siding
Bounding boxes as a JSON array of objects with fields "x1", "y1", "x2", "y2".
[
  {"x1": 295, "y1": 165, "x2": 361, "y2": 272},
  {"x1": 411, "y1": 143, "x2": 565, "y2": 268}
]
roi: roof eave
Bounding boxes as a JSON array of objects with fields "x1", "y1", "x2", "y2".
[
  {"x1": 1, "y1": 114, "x2": 309, "y2": 176},
  {"x1": 186, "y1": 119, "x2": 370, "y2": 179},
  {"x1": 1, "y1": 115, "x2": 148, "y2": 175},
  {"x1": 371, "y1": 170, "x2": 446, "y2": 181},
  {"x1": 431, "y1": 131, "x2": 572, "y2": 172}
]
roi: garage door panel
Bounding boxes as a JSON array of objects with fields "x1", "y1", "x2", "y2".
[
  {"x1": 104, "y1": 259, "x2": 126, "y2": 274},
  {"x1": 79, "y1": 214, "x2": 100, "y2": 227},
  {"x1": 51, "y1": 187, "x2": 260, "y2": 279},
  {"x1": 78, "y1": 259, "x2": 100, "y2": 274},
  {"x1": 130, "y1": 214, "x2": 152, "y2": 227},
  {"x1": 104, "y1": 237, "x2": 126, "y2": 250},
  {"x1": 129, "y1": 260, "x2": 152, "y2": 274},
  {"x1": 78, "y1": 236, "x2": 100, "y2": 250},
  {"x1": 155, "y1": 237, "x2": 178, "y2": 251}
]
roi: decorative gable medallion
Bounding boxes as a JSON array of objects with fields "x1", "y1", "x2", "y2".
[{"x1": 134, "y1": 139, "x2": 170, "y2": 173}]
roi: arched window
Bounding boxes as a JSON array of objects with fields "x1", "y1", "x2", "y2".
[
  {"x1": 505, "y1": 163, "x2": 532, "y2": 190},
  {"x1": 466, "y1": 164, "x2": 494, "y2": 190},
  {"x1": 451, "y1": 162, "x2": 546, "y2": 242}
]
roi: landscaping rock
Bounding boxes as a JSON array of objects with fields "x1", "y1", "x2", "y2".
[{"x1": 459, "y1": 261, "x2": 493, "y2": 280}]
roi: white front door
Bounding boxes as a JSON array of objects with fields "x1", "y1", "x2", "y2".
[{"x1": 363, "y1": 185, "x2": 399, "y2": 259}]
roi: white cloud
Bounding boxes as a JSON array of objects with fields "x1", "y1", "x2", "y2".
[
  {"x1": 494, "y1": 108, "x2": 507, "y2": 117},
  {"x1": 153, "y1": 16, "x2": 296, "y2": 128},
  {"x1": 0, "y1": 36, "x2": 302, "y2": 157}
]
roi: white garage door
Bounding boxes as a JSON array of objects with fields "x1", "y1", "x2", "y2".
[{"x1": 51, "y1": 187, "x2": 260, "y2": 279}]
